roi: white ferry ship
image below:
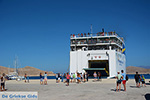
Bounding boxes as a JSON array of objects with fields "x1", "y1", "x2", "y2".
[{"x1": 70, "y1": 30, "x2": 126, "y2": 78}]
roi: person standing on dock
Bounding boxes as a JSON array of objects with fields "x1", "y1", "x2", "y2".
[
  {"x1": 86, "y1": 72, "x2": 89, "y2": 82},
  {"x1": 58, "y1": 73, "x2": 61, "y2": 83},
  {"x1": 80, "y1": 73, "x2": 83, "y2": 82},
  {"x1": 44, "y1": 72, "x2": 48, "y2": 85},
  {"x1": 73, "y1": 73, "x2": 76, "y2": 82},
  {"x1": 121, "y1": 70, "x2": 126, "y2": 91},
  {"x1": 97, "y1": 72, "x2": 102, "y2": 81},
  {"x1": 1, "y1": 73, "x2": 6, "y2": 91},
  {"x1": 93, "y1": 72, "x2": 97, "y2": 81},
  {"x1": 40, "y1": 73, "x2": 43, "y2": 85},
  {"x1": 66, "y1": 72, "x2": 70, "y2": 86},
  {"x1": 75, "y1": 71, "x2": 78, "y2": 82},
  {"x1": 134, "y1": 72, "x2": 141, "y2": 87},
  {"x1": 61, "y1": 73, "x2": 64, "y2": 82},
  {"x1": 70, "y1": 73, "x2": 73, "y2": 83},
  {"x1": 56, "y1": 73, "x2": 58, "y2": 83},
  {"x1": 24, "y1": 73, "x2": 27, "y2": 83},
  {"x1": 77, "y1": 73, "x2": 81, "y2": 83},
  {"x1": 116, "y1": 71, "x2": 123, "y2": 92},
  {"x1": 141, "y1": 75, "x2": 146, "y2": 87},
  {"x1": 83, "y1": 73, "x2": 86, "y2": 82}
]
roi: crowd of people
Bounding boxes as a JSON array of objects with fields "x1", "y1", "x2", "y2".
[
  {"x1": 0, "y1": 71, "x2": 148, "y2": 91},
  {"x1": 70, "y1": 32, "x2": 118, "y2": 38},
  {"x1": 70, "y1": 32, "x2": 125, "y2": 43},
  {"x1": 71, "y1": 38, "x2": 122, "y2": 46},
  {"x1": 55, "y1": 72, "x2": 90, "y2": 86},
  {"x1": 54, "y1": 71, "x2": 103, "y2": 86}
]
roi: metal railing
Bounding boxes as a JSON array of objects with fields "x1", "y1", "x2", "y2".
[{"x1": 70, "y1": 32, "x2": 124, "y2": 43}]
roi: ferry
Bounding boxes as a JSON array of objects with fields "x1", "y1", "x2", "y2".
[{"x1": 69, "y1": 29, "x2": 126, "y2": 78}]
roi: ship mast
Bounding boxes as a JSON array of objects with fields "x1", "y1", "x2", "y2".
[{"x1": 14, "y1": 56, "x2": 18, "y2": 75}]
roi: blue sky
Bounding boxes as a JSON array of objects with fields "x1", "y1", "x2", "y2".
[{"x1": 0, "y1": 0, "x2": 150, "y2": 73}]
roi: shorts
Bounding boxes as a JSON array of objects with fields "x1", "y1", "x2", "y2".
[
  {"x1": 1, "y1": 83, "x2": 4, "y2": 86},
  {"x1": 142, "y1": 81, "x2": 145, "y2": 84},
  {"x1": 40, "y1": 78, "x2": 43, "y2": 82},
  {"x1": 135, "y1": 79, "x2": 140, "y2": 83},
  {"x1": 58, "y1": 78, "x2": 60, "y2": 80},
  {"x1": 56, "y1": 78, "x2": 58, "y2": 80},
  {"x1": 117, "y1": 80, "x2": 122, "y2": 84},
  {"x1": 122, "y1": 80, "x2": 126, "y2": 84},
  {"x1": 67, "y1": 79, "x2": 70, "y2": 83},
  {"x1": 44, "y1": 78, "x2": 47, "y2": 81}
]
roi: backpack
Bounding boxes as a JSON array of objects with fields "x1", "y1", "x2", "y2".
[
  {"x1": 126, "y1": 75, "x2": 128, "y2": 81},
  {"x1": 1, "y1": 76, "x2": 5, "y2": 83},
  {"x1": 1, "y1": 77, "x2": 3, "y2": 81}
]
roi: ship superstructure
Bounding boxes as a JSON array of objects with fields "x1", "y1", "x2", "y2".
[{"x1": 70, "y1": 31, "x2": 126, "y2": 78}]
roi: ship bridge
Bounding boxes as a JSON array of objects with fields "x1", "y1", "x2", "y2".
[{"x1": 70, "y1": 31, "x2": 126, "y2": 77}]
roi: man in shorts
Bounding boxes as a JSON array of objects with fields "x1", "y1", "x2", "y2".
[
  {"x1": 121, "y1": 70, "x2": 126, "y2": 91},
  {"x1": 134, "y1": 72, "x2": 141, "y2": 87},
  {"x1": 1, "y1": 73, "x2": 5, "y2": 91},
  {"x1": 66, "y1": 72, "x2": 70, "y2": 86}
]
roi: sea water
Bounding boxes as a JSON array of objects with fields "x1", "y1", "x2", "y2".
[
  {"x1": 28, "y1": 74, "x2": 150, "y2": 79},
  {"x1": 127, "y1": 74, "x2": 150, "y2": 79}
]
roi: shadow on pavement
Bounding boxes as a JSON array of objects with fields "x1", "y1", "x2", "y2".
[
  {"x1": 145, "y1": 94, "x2": 150, "y2": 100},
  {"x1": 110, "y1": 89, "x2": 124, "y2": 92},
  {"x1": 145, "y1": 83, "x2": 150, "y2": 85},
  {"x1": 130, "y1": 86, "x2": 140, "y2": 88}
]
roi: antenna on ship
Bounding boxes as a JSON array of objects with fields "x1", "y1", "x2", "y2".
[
  {"x1": 90, "y1": 24, "x2": 92, "y2": 34},
  {"x1": 102, "y1": 28, "x2": 104, "y2": 32}
]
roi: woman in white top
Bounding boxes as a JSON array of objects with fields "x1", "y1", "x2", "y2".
[{"x1": 44, "y1": 72, "x2": 48, "y2": 85}]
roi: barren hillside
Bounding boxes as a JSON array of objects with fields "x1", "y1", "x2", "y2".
[
  {"x1": 0, "y1": 66, "x2": 55, "y2": 76},
  {"x1": 126, "y1": 66, "x2": 150, "y2": 74}
]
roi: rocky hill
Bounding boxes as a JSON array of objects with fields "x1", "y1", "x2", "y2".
[
  {"x1": 126, "y1": 66, "x2": 150, "y2": 74},
  {"x1": 0, "y1": 66, "x2": 55, "y2": 76},
  {"x1": 0, "y1": 66, "x2": 14, "y2": 75},
  {"x1": 1, "y1": 66, "x2": 149, "y2": 75}
]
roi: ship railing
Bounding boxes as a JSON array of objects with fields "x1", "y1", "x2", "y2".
[
  {"x1": 71, "y1": 32, "x2": 119, "y2": 38},
  {"x1": 70, "y1": 32, "x2": 124, "y2": 43}
]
